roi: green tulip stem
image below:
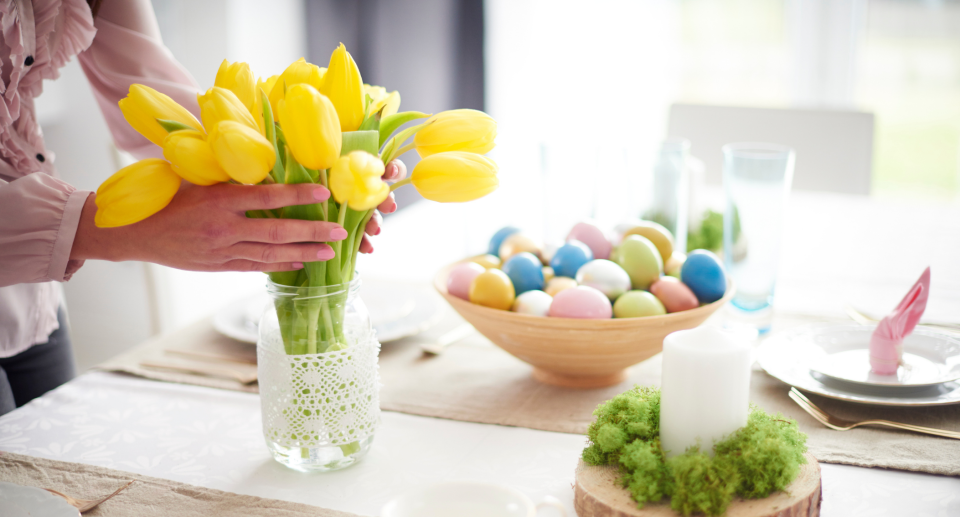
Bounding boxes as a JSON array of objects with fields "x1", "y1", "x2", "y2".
[
  {"x1": 350, "y1": 210, "x2": 375, "y2": 279},
  {"x1": 389, "y1": 178, "x2": 411, "y2": 191},
  {"x1": 391, "y1": 143, "x2": 415, "y2": 161},
  {"x1": 319, "y1": 169, "x2": 330, "y2": 221}
]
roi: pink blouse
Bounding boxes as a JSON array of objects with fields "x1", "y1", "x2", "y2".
[{"x1": 0, "y1": 0, "x2": 201, "y2": 357}]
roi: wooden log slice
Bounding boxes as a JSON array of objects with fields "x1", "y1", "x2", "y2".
[{"x1": 574, "y1": 452, "x2": 821, "y2": 517}]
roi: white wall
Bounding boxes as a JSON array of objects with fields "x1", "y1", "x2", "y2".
[{"x1": 37, "y1": 0, "x2": 307, "y2": 371}]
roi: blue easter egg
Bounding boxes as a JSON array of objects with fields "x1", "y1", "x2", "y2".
[
  {"x1": 680, "y1": 250, "x2": 727, "y2": 303},
  {"x1": 550, "y1": 240, "x2": 594, "y2": 278},
  {"x1": 502, "y1": 252, "x2": 545, "y2": 294},
  {"x1": 488, "y1": 226, "x2": 521, "y2": 256}
]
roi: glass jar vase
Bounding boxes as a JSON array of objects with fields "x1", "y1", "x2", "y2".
[{"x1": 257, "y1": 278, "x2": 380, "y2": 472}]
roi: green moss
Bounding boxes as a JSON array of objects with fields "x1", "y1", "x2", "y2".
[{"x1": 582, "y1": 387, "x2": 808, "y2": 516}]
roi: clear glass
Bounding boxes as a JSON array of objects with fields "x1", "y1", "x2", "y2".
[
  {"x1": 645, "y1": 139, "x2": 690, "y2": 252},
  {"x1": 257, "y1": 278, "x2": 380, "y2": 472},
  {"x1": 722, "y1": 143, "x2": 795, "y2": 332}
]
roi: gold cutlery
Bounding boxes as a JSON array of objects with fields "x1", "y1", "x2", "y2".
[
  {"x1": 844, "y1": 304, "x2": 960, "y2": 332},
  {"x1": 788, "y1": 387, "x2": 960, "y2": 440},
  {"x1": 140, "y1": 360, "x2": 258, "y2": 384},
  {"x1": 421, "y1": 323, "x2": 476, "y2": 355},
  {"x1": 45, "y1": 481, "x2": 134, "y2": 513}
]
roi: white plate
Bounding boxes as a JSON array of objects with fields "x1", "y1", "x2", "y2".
[
  {"x1": 0, "y1": 482, "x2": 79, "y2": 517},
  {"x1": 757, "y1": 324, "x2": 960, "y2": 406},
  {"x1": 804, "y1": 325, "x2": 960, "y2": 388},
  {"x1": 213, "y1": 280, "x2": 443, "y2": 344}
]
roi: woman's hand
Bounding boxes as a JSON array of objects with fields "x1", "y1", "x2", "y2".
[
  {"x1": 71, "y1": 182, "x2": 347, "y2": 272},
  {"x1": 70, "y1": 158, "x2": 408, "y2": 272},
  {"x1": 359, "y1": 158, "x2": 407, "y2": 254}
]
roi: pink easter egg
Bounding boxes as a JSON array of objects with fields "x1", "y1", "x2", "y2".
[
  {"x1": 567, "y1": 222, "x2": 613, "y2": 260},
  {"x1": 649, "y1": 277, "x2": 699, "y2": 313},
  {"x1": 548, "y1": 286, "x2": 613, "y2": 319},
  {"x1": 448, "y1": 262, "x2": 486, "y2": 300}
]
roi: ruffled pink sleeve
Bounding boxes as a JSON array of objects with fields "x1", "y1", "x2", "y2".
[
  {"x1": 0, "y1": 173, "x2": 88, "y2": 286},
  {"x1": 77, "y1": 0, "x2": 201, "y2": 160}
]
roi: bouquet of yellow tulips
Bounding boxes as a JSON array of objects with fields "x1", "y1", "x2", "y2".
[{"x1": 97, "y1": 44, "x2": 498, "y2": 356}]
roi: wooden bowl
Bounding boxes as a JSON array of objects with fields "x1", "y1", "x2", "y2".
[{"x1": 434, "y1": 261, "x2": 734, "y2": 388}]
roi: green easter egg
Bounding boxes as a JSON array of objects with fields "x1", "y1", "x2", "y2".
[
  {"x1": 613, "y1": 290, "x2": 666, "y2": 318},
  {"x1": 616, "y1": 235, "x2": 663, "y2": 290}
]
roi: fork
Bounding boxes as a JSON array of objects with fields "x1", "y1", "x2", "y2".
[
  {"x1": 844, "y1": 304, "x2": 960, "y2": 332},
  {"x1": 45, "y1": 481, "x2": 135, "y2": 513},
  {"x1": 788, "y1": 388, "x2": 960, "y2": 440}
]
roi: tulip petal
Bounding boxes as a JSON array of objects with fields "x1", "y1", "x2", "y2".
[
  {"x1": 119, "y1": 85, "x2": 203, "y2": 147},
  {"x1": 94, "y1": 158, "x2": 181, "y2": 227},
  {"x1": 411, "y1": 151, "x2": 499, "y2": 203}
]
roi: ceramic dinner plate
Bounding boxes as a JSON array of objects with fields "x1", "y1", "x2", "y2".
[
  {"x1": 757, "y1": 324, "x2": 960, "y2": 406},
  {"x1": 0, "y1": 482, "x2": 79, "y2": 517},
  {"x1": 213, "y1": 280, "x2": 443, "y2": 344}
]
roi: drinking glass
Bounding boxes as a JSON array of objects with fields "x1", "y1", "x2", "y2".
[
  {"x1": 722, "y1": 143, "x2": 795, "y2": 332},
  {"x1": 646, "y1": 139, "x2": 690, "y2": 253}
]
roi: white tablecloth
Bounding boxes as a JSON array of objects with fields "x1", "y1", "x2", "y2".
[
  {"x1": 3, "y1": 191, "x2": 960, "y2": 516},
  {"x1": 2, "y1": 371, "x2": 958, "y2": 516}
]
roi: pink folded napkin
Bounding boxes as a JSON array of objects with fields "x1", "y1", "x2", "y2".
[{"x1": 869, "y1": 267, "x2": 931, "y2": 375}]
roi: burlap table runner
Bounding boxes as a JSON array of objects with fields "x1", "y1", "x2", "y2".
[
  {"x1": 98, "y1": 311, "x2": 960, "y2": 475},
  {"x1": 0, "y1": 452, "x2": 357, "y2": 516}
]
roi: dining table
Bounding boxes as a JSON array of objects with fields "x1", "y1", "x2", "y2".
[{"x1": 2, "y1": 188, "x2": 959, "y2": 516}]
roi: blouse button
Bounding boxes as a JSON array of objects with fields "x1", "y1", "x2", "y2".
[
  {"x1": 24, "y1": 55, "x2": 34, "y2": 66},
  {"x1": 36, "y1": 153, "x2": 45, "y2": 162}
]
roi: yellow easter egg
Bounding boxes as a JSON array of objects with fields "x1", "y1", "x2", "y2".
[
  {"x1": 469, "y1": 269, "x2": 516, "y2": 310},
  {"x1": 622, "y1": 221, "x2": 674, "y2": 263},
  {"x1": 498, "y1": 233, "x2": 541, "y2": 263},
  {"x1": 542, "y1": 266, "x2": 555, "y2": 283},
  {"x1": 469, "y1": 254, "x2": 501, "y2": 269},
  {"x1": 664, "y1": 251, "x2": 686, "y2": 278},
  {"x1": 544, "y1": 276, "x2": 578, "y2": 297}
]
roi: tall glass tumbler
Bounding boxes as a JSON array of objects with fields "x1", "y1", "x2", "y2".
[
  {"x1": 646, "y1": 139, "x2": 690, "y2": 253},
  {"x1": 722, "y1": 143, "x2": 795, "y2": 332}
]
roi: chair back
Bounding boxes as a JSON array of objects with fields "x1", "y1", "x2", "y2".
[{"x1": 667, "y1": 103, "x2": 874, "y2": 194}]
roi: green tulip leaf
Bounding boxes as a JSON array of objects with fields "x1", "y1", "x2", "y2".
[
  {"x1": 378, "y1": 111, "x2": 431, "y2": 148},
  {"x1": 156, "y1": 119, "x2": 195, "y2": 133}
]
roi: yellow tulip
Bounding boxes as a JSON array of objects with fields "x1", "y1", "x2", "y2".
[
  {"x1": 95, "y1": 158, "x2": 181, "y2": 227},
  {"x1": 320, "y1": 43, "x2": 364, "y2": 131},
  {"x1": 277, "y1": 84, "x2": 341, "y2": 170},
  {"x1": 162, "y1": 130, "x2": 230, "y2": 186},
  {"x1": 364, "y1": 84, "x2": 400, "y2": 118},
  {"x1": 118, "y1": 85, "x2": 203, "y2": 147},
  {"x1": 329, "y1": 151, "x2": 389, "y2": 210},
  {"x1": 411, "y1": 151, "x2": 498, "y2": 203},
  {"x1": 268, "y1": 58, "x2": 325, "y2": 118},
  {"x1": 208, "y1": 121, "x2": 276, "y2": 184},
  {"x1": 197, "y1": 87, "x2": 259, "y2": 132},
  {"x1": 214, "y1": 60, "x2": 256, "y2": 113},
  {"x1": 255, "y1": 75, "x2": 279, "y2": 135},
  {"x1": 414, "y1": 109, "x2": 496, "y2": 158}
]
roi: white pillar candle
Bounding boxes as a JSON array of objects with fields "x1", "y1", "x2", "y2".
[{"x1": 659, "y1": 326, "x2": 752, "y2": 457}]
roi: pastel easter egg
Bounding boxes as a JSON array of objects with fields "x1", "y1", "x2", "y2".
[
  {"x1": 664, "y1": 251, "x2": 686, "y2": 279},
  {"x1": 488, "y1": 226, "x2": 520, "y2": 256},
  {"x1": 469, "y1": 269, "x2": 516, "y2": 310},
  {"x1": 616, "y1": 235, "x2": 663, "y2": 290},
  {"x1": 545, "y1": 276, "x2": 578, "y2": 297},
  {"x1": 540, "y1": 243, "x2": 559, "y2": 265},
  {"x1": 613, "y1": 290, "x2": 667, "y2": 318},
  {"x1": 501, "y1": 252, "x2": 545, "y2": 294},
  {"x1": 649, "y1": 277, "x2": 699, "y2": 313},
  {"x1": 468, "y1": 254, "x2": 501, "y2": 269},
  {"x1": 622, "y1": 221, "x2": 674, "y2": 263},
  {"x1": 542, "y1": 266, "x2": 555, "y2": 283},
  {"x1": 614, "y1": 218, "x2": 646, "y2": 240},
  {"x1": 499, "y1": 233, "x2": 541, "y2": 262},
  {"x1": 681, "y1": 249, "x2": 727, "y2": 304},
  {"x1": 512, "y1": 290, "x2": 553, "y2": 317},
  {"x1": 549, "y1": 240, "x2": 593, "y2": 278},
  {"x1": 566, "y1": 221, "x2": 613, "y2": 260},
  {"x1": 447, "y1": 262, "x2": 485, "y2": 300},
  {"x1": 575, "y1": 259, "x2": 632, "y2": 300},
  {"x1": 548, "y1": 286, "x2": 613, "y2": 319}
]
